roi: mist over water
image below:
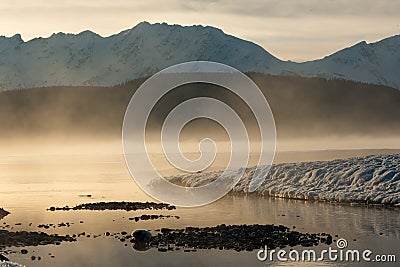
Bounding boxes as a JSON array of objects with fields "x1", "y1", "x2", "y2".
[
  {"x1": 0, "y1": 74, "x2": 399, "y2": 185},
  {"x1": 0, "y1": 77, "x2": 398, "y2": 265},
  {"x1": 0, "y1": 74, "x2": 399, "y2": 141}
]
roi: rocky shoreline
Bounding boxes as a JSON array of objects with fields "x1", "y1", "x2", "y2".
[
  {"x1": 129, "y1": 215, "x2": 180, "y2": 222},
  {"x1": 0, "y1": 202, "x2": 337, "y2": 264},
  {"x1": 104, "y1": 224, "x2": 334, "y2": 252},
  {"x1": 0, "y1": 230, "x2": 76, "y2": 249},
  {"x1": 149, "y1": 224, "x2": 332, "y2": 252},
  {"x1": 42, "y1": 202, "x2": 333, "y2": 253},
  {"x1": 47, "y1": 201, "x2": 176, "y2": 211}
]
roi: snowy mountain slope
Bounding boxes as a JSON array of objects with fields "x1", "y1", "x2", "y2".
[
  {"x1": 280, "y1": 35, "x2": 400, "y2": 89},
  {"x1": 0, "y1": 22, "x2": 399, "y2": 91},
  {"x1": 0, "y1": 22, "x2": 280, "y2": 90}
]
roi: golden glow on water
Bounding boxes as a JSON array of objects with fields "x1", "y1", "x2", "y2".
[
  {"x1": 0, "y1": 140, "x2": 399, "y2": 266},
  {"x1": 1, "y1": 139, "x2": 399, "y2": 212}
]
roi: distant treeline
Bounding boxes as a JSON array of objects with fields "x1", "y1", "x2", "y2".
[{"x1": 0, "y1": 74, "x2": 399, "y2": 139}]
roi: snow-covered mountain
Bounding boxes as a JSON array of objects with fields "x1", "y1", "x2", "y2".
[
  {"x1": 283, "y1": 35, "x2": 400, "y2": 89},
  {"x1": 0, "y1": 22, "x2": 399, "y2": 90}
]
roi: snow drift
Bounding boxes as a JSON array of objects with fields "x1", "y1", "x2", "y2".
[{"x1": 169, "y1": 154, "x2": 400, "y2": 205}]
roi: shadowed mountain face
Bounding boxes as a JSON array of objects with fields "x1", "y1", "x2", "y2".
[
  {"x1": 0, "y1": 74, "x2": 399, "y2": 141},
  {"x1": 0, "y1": 22, "x2": 399, "y2": 91}
]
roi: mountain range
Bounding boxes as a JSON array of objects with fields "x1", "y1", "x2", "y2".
[{"x1": 0, "y1": 21, "x2": 399, "y2": 91}]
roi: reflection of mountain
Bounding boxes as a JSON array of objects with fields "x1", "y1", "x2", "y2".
[
  {"x1": 0, "y1": 22, "x2": 399, "y2": 90},
  {"x1": 0, "y1": 74, "x2": 399, "y2": 139}
]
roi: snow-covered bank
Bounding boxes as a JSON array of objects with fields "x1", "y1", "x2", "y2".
[{"x1": 169, "y1": 154, "x2": 400, "y2": 205}]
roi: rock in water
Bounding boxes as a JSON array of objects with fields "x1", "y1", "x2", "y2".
[
  {"x1": 0, "y1": 209, "x2": 9, "y2": 220},
  {"x1": 131, "y1": 230, "x2": 152, "y2": 251},
  {"x1": 0, "y1": 254, "x2": 9, "y2": 262}
]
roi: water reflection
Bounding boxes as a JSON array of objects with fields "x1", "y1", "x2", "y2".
[{"x1": 0, "y1": 153, "x2": 398, "y2": 266}]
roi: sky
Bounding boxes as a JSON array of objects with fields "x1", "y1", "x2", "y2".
[{"x1": 0, "y1": 0, "x2": 399, "y2": 62}]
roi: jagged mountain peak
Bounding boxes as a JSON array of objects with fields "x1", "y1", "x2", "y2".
[
  {"x1": 0, "y1": 22, "x2": 281, "y2": 90},
  {"x1": 0, "y1": 34, "x2": 23, "y2": 44}
]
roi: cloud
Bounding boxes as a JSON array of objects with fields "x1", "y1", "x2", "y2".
[
  {"x1": 2, "y1": 0, "x2": 399, "y2": 17},
  {"x1": 177, "y1": 0, "x2": 400, "y2": 18}
]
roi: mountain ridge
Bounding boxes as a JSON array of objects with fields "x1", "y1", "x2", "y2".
[{"x1": 0, "y1": 22, "x2": 399, "y2": 90}]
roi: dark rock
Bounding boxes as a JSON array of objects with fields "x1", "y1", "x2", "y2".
[
  {"x1": 132, "y1": 230, "x2": 152, "y2": 251},
  {"x1": 0, "y1": 254, "x2": 9, "y2": 261},
  {"x1": 0, "y1": 209, "x2": 9, "y2": 220},
  {"x1": 326, "y1": 235, "x2": 333, "y2": 245},
  {"x1": 0, "y1": 230, "x2": 75, "y2": 250}
]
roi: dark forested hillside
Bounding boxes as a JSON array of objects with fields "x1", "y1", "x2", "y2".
[{"x1": 0, "y1": 74, "x2": 399, "y2": 139}]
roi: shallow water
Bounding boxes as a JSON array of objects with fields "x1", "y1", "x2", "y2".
[{"x1": 0, "y1": 152, "x2": 399, "y2": 266}]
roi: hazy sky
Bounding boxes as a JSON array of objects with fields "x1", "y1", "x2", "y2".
[{"x1": 0, "y1": 0, "x2": 399, "y2": 61}]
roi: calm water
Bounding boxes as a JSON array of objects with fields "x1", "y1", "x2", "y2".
[{"x1": 0, "y1": 152, "x2": 399, "y2": 266}]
